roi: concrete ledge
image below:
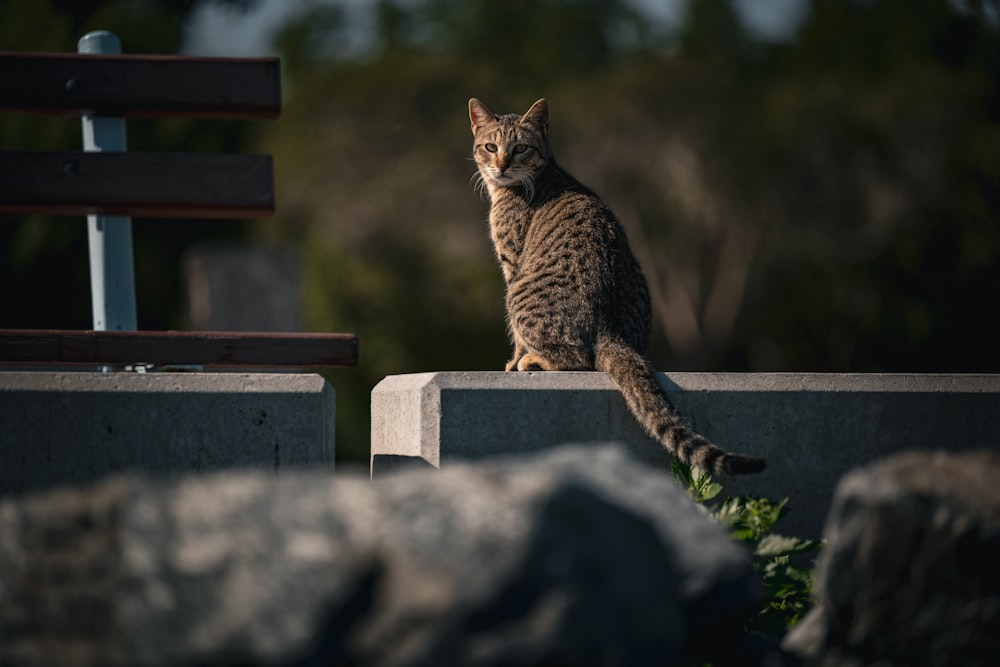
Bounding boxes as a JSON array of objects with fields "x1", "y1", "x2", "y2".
[
  {"x1": 0, "y1": 372, "x2": 334, "y2": 495},
  {"x1": 371, "y1": 371, "x2": 1000, "y2": 539}
]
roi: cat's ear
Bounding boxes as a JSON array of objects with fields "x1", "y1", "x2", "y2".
[
  {"x1": 520, "y1": 98, "x2": 549, "y2": 138},
  {"x1": 469, "y1": 98, "x2": 495, "y2": 136}
]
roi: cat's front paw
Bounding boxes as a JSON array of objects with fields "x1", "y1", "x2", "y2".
[
  {"x1": 516, "y1": 354, "x2": 547, "y2": 371},
  {"x1": 505, "y1": 358, "x2": 520, "y2": 372}
]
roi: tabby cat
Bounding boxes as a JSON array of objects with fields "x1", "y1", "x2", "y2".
[{"x1": 468, "y1": 97, "x2": 765, "y2": 475}]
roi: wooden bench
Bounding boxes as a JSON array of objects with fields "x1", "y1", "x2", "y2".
[{"x1": 0, "y1": 31, "x2": 357, "y2": 370}]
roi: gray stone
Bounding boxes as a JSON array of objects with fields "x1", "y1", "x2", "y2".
[
  {"x1": 367, "y1": 449, "x2": 690, "y2": 667},
  {"x1": 0, "y1": 445, "x2": 759, "y2": 667},
  {"x1": 783, "y1": 450, "x2": 1000, "y2": 667},
  {"x1": 371, "y1": 371, "x2": 1000, "y2": 540},
  {"x1": 481, "y1": 446, "x2": 760, "y2": 657},
  {"x1": 0, "y1": 372, "x2": 335, "y2": 496}
]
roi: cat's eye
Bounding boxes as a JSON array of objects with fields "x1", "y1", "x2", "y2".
[
  {"x1": 484, "y1": 143, "x2": 498, "y2": 153},
  {"x1": 513, "y1": 144, "x2": 529, "y2": 154}
]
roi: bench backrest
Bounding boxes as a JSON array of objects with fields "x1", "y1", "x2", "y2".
[
  {"x1": 0, "y1": 41, "x2": 280, "y2": 220},
  {"x1": 0, "y1": 32, "x2": 358, "y2": 369}
]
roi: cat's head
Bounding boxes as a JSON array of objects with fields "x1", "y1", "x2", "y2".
[{"x1": 469, "y1": 98, "x2": 550, "y2": 196}]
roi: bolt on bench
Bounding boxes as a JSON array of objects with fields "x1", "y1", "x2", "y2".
[{"x1": 0, "y1": 32, "x2": 356, "y2": 494}]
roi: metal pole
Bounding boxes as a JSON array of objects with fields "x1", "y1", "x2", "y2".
[{"x1": 79, "y1": 31, "x2": 137, "y2": 332}]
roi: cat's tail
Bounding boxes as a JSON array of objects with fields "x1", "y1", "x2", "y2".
[{"x1": 595, "y1": 335, "x2": 765, "y2": 475}]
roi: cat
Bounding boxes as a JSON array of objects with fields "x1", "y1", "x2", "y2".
[{"x1": 468, "y1": 97, "x2": 765, "y2": 475}]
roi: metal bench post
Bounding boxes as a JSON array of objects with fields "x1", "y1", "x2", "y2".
[{"x1": 79, "y1": 31, "x2": 137, "y2": 332}]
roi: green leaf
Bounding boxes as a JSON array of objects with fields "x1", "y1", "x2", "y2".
[
  {"x1": 672, "y1": 458, "x2": 722, "y2": 503},
  {"x1": 755, "y1": 533, "x2": 823, "y2": 558},
  {"x1": 671, "y1": 457, "x2": 694, "y2": 487},
  {"x1": 671, "y1": 451, "x2": 823, "y2": 639},
  {"x1": 698, "y1": 480, "x2": 724, "y2": 501}
]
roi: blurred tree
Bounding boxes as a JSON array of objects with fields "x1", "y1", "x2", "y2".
[
  {"x1": 739, "y1": 0, "x2": 1000, "y2": 371},
  {"x1": 680, "y1": 0, "x2": 754, "y2": 66}
]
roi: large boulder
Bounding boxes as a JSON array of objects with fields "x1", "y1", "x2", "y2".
[
  {"x1": 784, "y1": 450, "x2": 1000, "y2": 667},
  {"x1": 0, "y1": 444, "x2": 760, "y2": 667}
]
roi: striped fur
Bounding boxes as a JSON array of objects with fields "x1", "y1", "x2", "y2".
[{"x1": 469, "y1": 97, "x2": 764, "y2": 475}]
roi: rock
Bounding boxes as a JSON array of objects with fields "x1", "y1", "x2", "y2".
[
  {"x1": 372, "y1": 446, "x2": 761, "y2": 666},
  {"x1": 0, "y1": 444, "x2": 760, "y2": 667},
  {"x1": 784, "y1": 450, "x2": 1000, "y2": 667},
  {"x1": 478, "y1": 446, "x2": 761, "y2": 660}
]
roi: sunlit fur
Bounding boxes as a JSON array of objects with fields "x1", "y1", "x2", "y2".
[{"x1": 468, "y1": 97, "x2": 765, "y2": 475}]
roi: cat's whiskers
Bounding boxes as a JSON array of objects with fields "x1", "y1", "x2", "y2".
[
  {"x1": 518, "y1": 173, "x2": 536, "y2": 204},
  {"x1": 469, "y1": 170, "x2": 489, "y2": 201},
  {"x1": 483, "y1": 164, "x2": 536, "y2": 203}
]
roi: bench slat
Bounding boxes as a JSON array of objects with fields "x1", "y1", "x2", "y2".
[
  {"x1": 0, "y1": 151, "x2": 274, "y2": 218},
  {"x1": 0, "y1": 330, "x2": 359, "y2": 368},
  {"x1": 0, "y1": 52, "x2": 281, "y2": 119}
]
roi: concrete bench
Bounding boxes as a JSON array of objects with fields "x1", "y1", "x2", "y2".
[
  {"x1": 0, "y1": 371, "x2": 334, "y2": 496},
  {"x1": 371, "y1": 371, "x2": 1000, "y2": 539}
]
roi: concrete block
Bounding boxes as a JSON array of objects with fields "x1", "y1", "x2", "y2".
[
  {"x1": 0, "y1": 371, "x2": 334, "y2": 495},
  {"x1": 371, "y1": 371, "x2": 1000, "y2": 539}
]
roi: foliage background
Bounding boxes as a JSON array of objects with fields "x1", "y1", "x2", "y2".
[{"x1": 3, "y1": 0, "x2": 998, "y2": 461}]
